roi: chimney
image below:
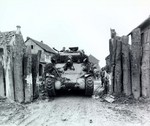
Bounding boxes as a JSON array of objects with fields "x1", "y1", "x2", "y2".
[
  {"x1": 26, "y1": 36, "x2": 30, "y2": 40},
  {"x1": 16, "y1": 25, "x2": 21, "y2": 34}
]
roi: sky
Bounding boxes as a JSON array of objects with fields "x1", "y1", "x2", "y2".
[{"x1": 0, "y1": 0, "x2": 150, "y2": 67}]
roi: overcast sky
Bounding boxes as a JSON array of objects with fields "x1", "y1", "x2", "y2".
[{"x1": 0, "y1": 0, "x2": 150, "y2": 67}]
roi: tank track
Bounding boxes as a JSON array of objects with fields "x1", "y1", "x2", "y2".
[
  {"x1": 46, "y1": 77, "x2": 56, "y2": 97},
  {"x1": 85, "y1": 76, "x2": 94, "y2": 96}
]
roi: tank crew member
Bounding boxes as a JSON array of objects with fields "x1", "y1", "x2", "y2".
[{"x1": 63, "y1": 55, "x2": 75, "y2": 71}]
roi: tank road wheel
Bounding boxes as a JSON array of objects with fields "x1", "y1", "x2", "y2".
[
  {"x1": 85, "y1": 76, "x2": 94, "y2": 96},
  {"x1": 46, "y1": 77, "x2": 56, "y2": 97}
]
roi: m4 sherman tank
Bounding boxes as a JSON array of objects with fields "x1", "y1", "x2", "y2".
[{"x1": 43, "y1": 47, "x2": 95, "y2": 97}]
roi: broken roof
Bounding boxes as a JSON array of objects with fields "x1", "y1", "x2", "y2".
[
  {"x1": 128, "y1": 16, "x2": 150, "y2": 35},
  {"x1": 25, "y1": 37, "x2": 56, "y2": 54},
  {"x1": 0, "y1": 31, "x2": 16, "y2": 46},
  {"x1": 88, "y1": 54, "x2": 99, "y2": 64},
  {"x1": 88, "y1": 54, "x2": 100, "y2": 70}
]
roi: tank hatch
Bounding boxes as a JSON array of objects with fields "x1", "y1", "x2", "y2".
[{"x1": 69, "y1": 47, "x2": 78, "y2": 52}]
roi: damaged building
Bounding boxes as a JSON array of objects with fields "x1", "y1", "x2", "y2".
[
  {"x1": 25, "y1": 37, "x2": 56, "y2": 77},
  {"x1": 0, "y1": 26, "x2": 25, "y2": 102}
]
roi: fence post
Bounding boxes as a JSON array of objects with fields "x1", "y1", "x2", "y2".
[
  {"x1": 32, "y1": 51, "x2": 41, "y2": 99},
  {"x1": 114, "y1": 37, "x2": 122, "y2": 94},
  {"x1": 141, "y1": 29, "x2": 150, "y2": 97},
  {"x1": 109, "y1": 39, "x2": 114, "y2": 94},
  {"x1": 5, "y1": 45, "x2": 15, "y2": 101},
  {"x1": 0, "y1": 48, "x2": 5, "y2": 97},
  {"x1": 23, "y1": 46, "x2": 33, "y2": 103},
  {"x1": 109, "y1": 37, "x2": 117, "y2": 94},
  {"x1": 13, "y1": 34, "x2": 25, "y2": 103},
  {"x1": 131, "y1": 28, "x2": 141, "y2": 99},
  {"x1": 122, "y1": 36, "x2": 131, "y2": 96}
]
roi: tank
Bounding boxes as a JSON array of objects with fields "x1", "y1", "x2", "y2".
[{"x1": 43, "y1": 47, "x2": 95, "y2": 97}]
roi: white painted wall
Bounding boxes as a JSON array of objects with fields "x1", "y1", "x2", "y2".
[{"x1": 25, "y1": 39, "x2": 53, "y2": 63}]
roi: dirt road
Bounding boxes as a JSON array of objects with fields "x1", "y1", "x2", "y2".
[
  {"x1": 0, "y1": 93, "x2": 150, "y2": 126},
  {"x1": 0, "y1": 80, "x2": 150, "y2": 126}
]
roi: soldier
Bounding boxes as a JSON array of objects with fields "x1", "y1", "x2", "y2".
[
  {"x1": 100, "y1": 67, "x2": 105, "y2": 87},
  {"x1": 63, "y1": 55, "x2": 75, "y2": 71},
  {"x1": 60, "y1": 47, "x2": 66, "y2": 52},
  {"x1": 82, "y1": 58, "x2": 95, "y2": 75},
  {"x1": 104, "y1": 74, "x2": 109, "y2": 94},
  {"x1": 100, "y1": 67, "x2": 109, "y2": 95}
]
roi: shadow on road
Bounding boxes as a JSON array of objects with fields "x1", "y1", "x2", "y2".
[{"x1": 55, "y1": 90, "x2": 88, "y2": 98}]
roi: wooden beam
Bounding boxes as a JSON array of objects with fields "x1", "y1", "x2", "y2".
[
  {"x1": 5, "y1": 45, "x2": 15, "y2": 101},
  {"x1": 114, "y1": 37, "x2": 122, "y2": 94},
  {"x1": 13, "y1": 34, "x2": 25, "y2": 103},
  {"x1": 141, "y1": 29, "x2": 150, "y2": 97},
  {"x1": 122, "y1": 36, "x2": 132, "y2": 96},
  {"x1": 131, "y1": 28, "x2": 142, "y2": 99},
  {"x1": 108, "y1": 39, "x2": 114, "y2": 94},
  {"x1": 32, "y1": 50, "x2": 41, "y2": 99},
  {"x1": 0, "y1": 48, "x2": 5, "y2": 97},
  {"x1": 23, "y1": 46, "x2": 33, "y2": 103}
]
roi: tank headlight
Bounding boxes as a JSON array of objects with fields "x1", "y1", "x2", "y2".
[
  {"x1": 77, "y1": 78, "x2": 85, "y2": 89},
  {"x1": 55, "y1": 81, "x2": 61, "y2": 90}
]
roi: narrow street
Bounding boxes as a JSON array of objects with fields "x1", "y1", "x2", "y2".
[{"x1": 0, "y1": 92, "x2": 150, "y2": 126}]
